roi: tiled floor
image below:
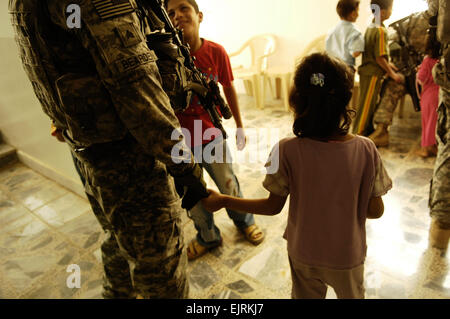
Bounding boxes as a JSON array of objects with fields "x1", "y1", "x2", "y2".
[{"x1": 0, "y1": 94, "x2": 449, "y2": 299}]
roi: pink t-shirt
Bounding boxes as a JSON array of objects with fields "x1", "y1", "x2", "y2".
[
  {"x1": 263, "y1": 136, "x2": 392, "y2": 269},
  {"x1": 176, "y1": 39, "x2": 234, "y2": 147}
]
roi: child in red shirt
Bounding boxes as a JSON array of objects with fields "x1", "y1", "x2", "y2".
[{"x1": 166, "y1": 0, "x2": 265, "y2": 260}]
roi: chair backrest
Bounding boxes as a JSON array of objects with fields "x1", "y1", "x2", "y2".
[
  {"x1": 230, "y1": 34, "x2": 277, "y2": 73},
  {"x1": 299, "y1": 34, "x2": 326, "y2": 58}
]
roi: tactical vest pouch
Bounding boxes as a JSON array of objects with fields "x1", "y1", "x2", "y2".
[
  {"x1": 437, "y1": 5, "x2": 450, "y2": 44},
  {"x1": 146, "y1": 32, "x2": 192, "y2": 113},
  {"x1": 55, "y1": 73, "x2": 128, "y2": 148},
  {"x1": 445, "y1": 45, "x2": 449, "y2": 88},
  {"x1": 10, "y1": 10, "x2": 67, "y2": 128}
]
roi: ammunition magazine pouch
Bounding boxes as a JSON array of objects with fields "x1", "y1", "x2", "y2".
[
  {"x1": 146, "y1": 32, "x2": 192, "y2": 113},
  {"x1": 55, "y1": 73, "x2": 128, "y2": 148}
]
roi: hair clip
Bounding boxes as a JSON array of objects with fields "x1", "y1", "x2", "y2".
[{"x1": 310, "y1": 73, "x2": 325, "y2": 87}]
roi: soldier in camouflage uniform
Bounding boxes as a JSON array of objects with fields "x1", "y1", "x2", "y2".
[
  {"x1": 369, "y1": 11, "x2": 430, "y2": 146},
  {"x1": 9, "y1": 0, "x2": 211, "y2": 298},
  {"x1": 427, "y1": 0, "x2": 450, "y2": 251}
]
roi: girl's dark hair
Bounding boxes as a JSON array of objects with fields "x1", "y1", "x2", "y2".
[
  {"x1": 289, "y1": 52, "x2": 355, "y2": 140},
  {"x1": 425, "y1": 32, "x2": 441, "y2": 59}
]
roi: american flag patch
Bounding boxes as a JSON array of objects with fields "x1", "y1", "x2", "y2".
[{"x1": 93, "y1": 0, "x2": 134, "y2": 20}]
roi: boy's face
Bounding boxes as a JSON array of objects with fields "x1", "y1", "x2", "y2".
[
  {"x1": 167, "y1": 0, "x2": 203, "y2": 42},
  {"x1": 380, "y1": 4, "x2": 393, "y2": 22},
  {"x1": 348, "y1": 6, "x2": 359, "y2": 22}
]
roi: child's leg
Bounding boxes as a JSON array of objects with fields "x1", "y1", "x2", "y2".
[
  {"x1": 288, "y1": 257, "x2": 327, "y2": 299},
  {"x1": 202, "y1": 138, "x2": 255, "y2": 230},
  {"x1": 353, "y1": 75, "x2": 383, "y2": 136},
  {"x1": 323, "y1": 264, "x2": 365, "y2": 299}
]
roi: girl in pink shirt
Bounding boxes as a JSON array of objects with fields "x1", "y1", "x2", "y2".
[
  {"x1": 416, "y1": 34, "x2": 441, "y2": 158},
  {"x1": 203, "y1": 53, "x2": 392, "y2": 299}
]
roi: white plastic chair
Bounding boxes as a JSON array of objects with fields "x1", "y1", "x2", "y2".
[
  {"x1": 265, "y1": 34, "x2": 327, "y2": 111},
  {"x1": 298, "y1": 34, "x2": 327, "y2": 58},
  {"x1": 229, "y1": 34, "x2": 277, "y2": 109}
]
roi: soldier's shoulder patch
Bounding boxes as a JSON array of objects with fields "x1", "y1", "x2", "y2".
[
  {"x1": 115, "y1": 23, "x2": 143, "y2": 48},
  {"x1": 92, "y1": 0, "x2": 134, "y2": 20}
]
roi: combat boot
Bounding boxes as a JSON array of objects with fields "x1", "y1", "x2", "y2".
[
  {"x1": 428, "y1": 218, "x2": 450, "y2": 251},
  {"x1": 369, "y1": 124, "x2": 389, "y2": 147}
]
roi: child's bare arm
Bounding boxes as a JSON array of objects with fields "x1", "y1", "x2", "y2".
[
  {"x1": 223, "y1": 84, "x2": 246, "y2": 150},
  {"x1": 367, "y1": 196, "x2": 384, "y2": 219},
  {"x1": 202, "y1": 189, "x2": 287, "y2": 216}
]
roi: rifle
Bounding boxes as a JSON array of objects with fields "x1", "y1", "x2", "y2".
[
  {"x1": 138, "y1": 0, "x2": 233, "y2": 139},
  {"x1": 389, "y1": 15, "x2": 424, "y2": 112}
]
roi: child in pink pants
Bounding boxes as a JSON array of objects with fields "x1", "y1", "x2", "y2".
[{"x1": 416, "y1": 34, "x2": 441, "y2": 158}]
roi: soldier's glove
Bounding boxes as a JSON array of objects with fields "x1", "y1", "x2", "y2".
[{"x1": 172, "y1": 163, "x2": 209, "y2": 211}]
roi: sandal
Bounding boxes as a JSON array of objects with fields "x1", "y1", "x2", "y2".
[
  {"x1": 242, "y1": 224, "x2": 265, "y2": 245},
  {"x1": 186, "y1": 239, "x2": 221, "y2": 261}
]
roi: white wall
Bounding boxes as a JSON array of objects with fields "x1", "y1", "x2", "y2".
[
  {"x1": 1, "y1": 1, "x2": 84, "y2": 195},
  {"x1": 0, "y1": 0, "x2": 428, "y2": 195},
  {"x1": 0, "y1": 0, "x2": 13, "y2": 37},
  {"x1": 0, "y1": 37, "x2": 85, "y2": 195},
  {"x1": 197, "y1": 0, "x2": 374, "y2": 71},
  {"x1": 196, "y1": 0, "x2": 428, "y2": 71}
]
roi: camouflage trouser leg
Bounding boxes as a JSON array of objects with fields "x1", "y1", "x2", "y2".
[
  {"x1": 88, "y1": 179, "x2": 188, "y2": 299},
  {"x1": 111, "y1": 199, "x2": 188, "y2": 299},
  {"x1": 85, "y1": 194, "x2": 136, "y2": 299},
  {"x1": 78, "y1": 148, "x2": 189, "y2": 299},
  {"x1": 429, "y1": 96, "x2": 450, "y2": 229},
  {"x1": 373, "y1": 79, "x2": 407, "y2": 127}
]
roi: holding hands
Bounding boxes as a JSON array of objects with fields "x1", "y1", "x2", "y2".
[{"x1": 201, "y1": 189, "x2": 226, "y2": 213}]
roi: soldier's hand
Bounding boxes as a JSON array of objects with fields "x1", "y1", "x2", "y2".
[
  {"x1": 50, "y1": 124, "x2": 65, "y2": 143},
  {"x1": 236, "y1": 127, "x2": 247, "y2": 151},
  {"x1": 389, "y1": 62, "x2": 399, "y2": 72},
  {"x1": 392, "y1": 72, "x2": 405, "y2": 84},
  {"x1": 201, "y1": 189, "x2": 225, "y2": 213},
  {"x1": 53, "y1": 131, "x2": 65, "y2": 143}
]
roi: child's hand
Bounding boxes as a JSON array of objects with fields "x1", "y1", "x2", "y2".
[
  {"x1": 201, "y1": 189, "x2": 225, "y2": 213},
  {"x1": 236, "y1": 127, "x2": 247, "y2": 151}
]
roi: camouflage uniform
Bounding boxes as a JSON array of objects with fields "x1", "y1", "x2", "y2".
[
  {"x1": 428, "y1": 0, "x2": 450, "y2": 229},
  {"x1": 373, "y1": 11, "x2": 430, "y2": 126},
  {"x1": 9, "y1": 0, "x2": 209, "y2": 298}
]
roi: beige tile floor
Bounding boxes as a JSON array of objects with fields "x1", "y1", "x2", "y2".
[{"x1": 0, "y1": 94, "x2": 449, "y2": 299}]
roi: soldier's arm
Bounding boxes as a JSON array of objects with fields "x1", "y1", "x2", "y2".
[
  {"x1": 426, "y1": 0, "x2": 438, "y2": 17},
  {"x1": 48, "y1": 2, "x2": 184, "y2": 167},
  {"x1": 48, "y1": 0, "x2": 208, "y2": 206}
]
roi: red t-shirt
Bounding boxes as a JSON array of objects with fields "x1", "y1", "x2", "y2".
[{"x1": 176, "y1": 39, "x2": 234, "y2": 147}]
